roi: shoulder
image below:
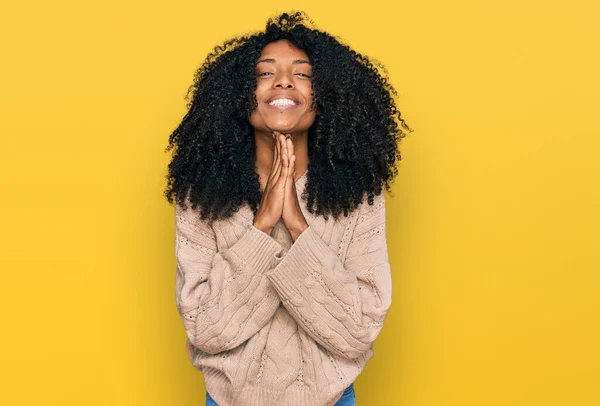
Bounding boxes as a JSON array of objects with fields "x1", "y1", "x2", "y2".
[
  {"x1": 357, "y1": 191, "x2": 386, "y2": 220},
  {"x1": 174, "y1": 195, "x2": 214, "y2": 237},
  {"x1": 174, "y1": 195, "x2": 198, "y2": 225},
  {"x1": 352, "y1": 191, "x2": 387, "y2": 236}
]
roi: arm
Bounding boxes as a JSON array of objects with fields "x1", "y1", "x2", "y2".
[
  {"x1": 265, "y1": 192, "x2": 392, "y2": 360},
  {"x1": 174, "y1": 199, "x2": 285, "y2": 355}
]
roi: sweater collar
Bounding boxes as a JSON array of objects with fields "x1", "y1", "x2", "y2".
[{"x1": 295, "y1": 169, "x2": 308, "y2": 189}]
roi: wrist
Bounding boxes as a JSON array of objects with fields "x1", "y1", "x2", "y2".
[
  {"x1": 253, "y1": 219, "x2": 274, "y2": 235},
  {"x1": 289, "y1": 221, "x2": 309, "y2": 242}
]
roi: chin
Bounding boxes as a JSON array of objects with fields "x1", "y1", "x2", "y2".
[
  {"x1": 265, "y1": 121, "x2": 298, "y2": 133},
  {"x1": 249, "y1": 113, "x2": 315, "y2": 135},
  {"x1": 268, "y1": 125, "x2": 296, "y2": 133}
]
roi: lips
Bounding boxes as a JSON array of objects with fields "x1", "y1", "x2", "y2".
[{"x1": 265, "y1": 93, "x2": 301, "y2": 105}]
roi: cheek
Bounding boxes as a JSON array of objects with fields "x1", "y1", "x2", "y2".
[
  {"x1": 253, "y1": 82, "x2": 269, "y2": 102},
  {"x1": 302, "y1": 85, "x2": 316, "y2": 111},
  {"x1": 249, "y1": 85, "x2": 267, "y2": 111},
  {"x1": 248, "y1": 88, "x2": 262, "y2": 115},
  {"x1": 248, "y1": 94, "x2": 266, "y2": 129}
]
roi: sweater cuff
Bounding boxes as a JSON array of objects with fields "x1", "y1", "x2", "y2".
[
  {"x1": 265, "y1": 225, "x2": 334, "y2": 300},
  {"x1": 227, "y1": 224, "x2": 286, "y2": 272}
]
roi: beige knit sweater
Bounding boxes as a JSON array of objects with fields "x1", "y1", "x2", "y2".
[{"x1": 174, "y1": 171, "x2": 392, "y2": 406}]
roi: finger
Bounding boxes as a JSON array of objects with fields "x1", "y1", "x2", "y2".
[
  {"x1": 284, "y1": 137, "x2": 293, "y2": 184},
  {"x1": 273, "y1": 134, "x2": 285, "y2": 181},
  {"x1": 286, "y1": 136, "x2": 294, "y2": 159},
  {"x1": 265, "y1": 132, "x2": 281, "y2": 194},
  {"x1": 282, "y1": 134, "x2": 289, "y2": 163},
  {"x1": 289, "y1": 154, "x2": 296, "y2": 181},
  {"x1": 271, "y1": 131, "x2": 280, "y2": 170},
  {"x1": 290, "y1": 155, "x2": 297, "y2": 193},
  {"x1": 282, "y1": 137, "x2": 288, "y2": 168},
  {"x1": 282, "y1": 148, "x2": 292, "y2": 189},
  {"x1": 271, "y1": 132, "x2": 282, "y2": 179},
  {"x1": 277, "y1": 135, "x2": 289, "y2": 186}
]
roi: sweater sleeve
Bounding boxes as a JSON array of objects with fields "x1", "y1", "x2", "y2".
[
  {"x1": 264, "y1": 192, "x2": 392, "y2": 360},
  {"x1": 174, "y1": 200, "x2": 285, "y2": 355}
]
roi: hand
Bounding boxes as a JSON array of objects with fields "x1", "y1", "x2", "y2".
[
  {"x1": 252, "y1": 131, "x2": 290, "y2": 235},
  {"x1": 281, "y1": 135, "x2": 309, "y2": 241}
]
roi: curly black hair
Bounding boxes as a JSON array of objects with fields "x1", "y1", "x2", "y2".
[{"x1": 164, "y1": 10, "x2": 412, "y2": 225}]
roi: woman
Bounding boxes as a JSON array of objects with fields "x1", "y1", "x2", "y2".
[{"x1": 165, "y1": 11, "x2": 412, "y2": 406}]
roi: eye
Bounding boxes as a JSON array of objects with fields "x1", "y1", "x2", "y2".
[{"x1": 256, "y1": 71, "x2": 312, "y2": 78}]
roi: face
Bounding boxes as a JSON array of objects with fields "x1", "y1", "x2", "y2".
[{"x1": 249, "y1": 39, "x2": 318, "y2": 135}]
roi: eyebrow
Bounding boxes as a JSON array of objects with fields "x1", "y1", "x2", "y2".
[{"x1": 256, "y1": 58, "x2": 311, "y2": 65}]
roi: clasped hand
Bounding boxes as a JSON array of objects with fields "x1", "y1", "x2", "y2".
[{"x1": 253, "y1": 131, "x2": 308, "y2": 241}]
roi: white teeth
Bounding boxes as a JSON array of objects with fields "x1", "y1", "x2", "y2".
[{"x1": 269, "y1": 98, "x2": 296, "y2": 106}]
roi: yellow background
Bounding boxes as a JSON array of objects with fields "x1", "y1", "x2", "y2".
[{"x1": 1, "y1": 1, "x2": 598, "y2": 405}]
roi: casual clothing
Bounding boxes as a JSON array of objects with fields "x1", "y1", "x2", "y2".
[
  {"x1": 206, "y1": 383, "x2": 355, "y2": 406},
  {"x1": 174, "y1": 171, "x2": 392, "y2": 405}
]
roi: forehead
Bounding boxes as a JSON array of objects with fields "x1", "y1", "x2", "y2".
[{"x1": 257, "y1": 40, "x2": 310, "y2": 63}]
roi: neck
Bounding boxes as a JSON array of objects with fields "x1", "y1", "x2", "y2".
[{"x1": 254, "y1": 128, "x2": 309, "y2": 185}]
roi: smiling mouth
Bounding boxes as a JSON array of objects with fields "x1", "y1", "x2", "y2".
[
  {"x1": 267, "y1": 103, "x2": 300, "y2": 111},
  {"x1": 266, "y1": 99, "x2": 301, "y2": 111}
]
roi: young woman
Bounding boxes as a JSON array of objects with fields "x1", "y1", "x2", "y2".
[{"x1": 165, "y1": 11, "x2": 412, "y2": 406}]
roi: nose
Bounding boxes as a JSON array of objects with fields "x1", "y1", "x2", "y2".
[{"x1": 273, "y1": 70, "x2": 294, "y2": 89}]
